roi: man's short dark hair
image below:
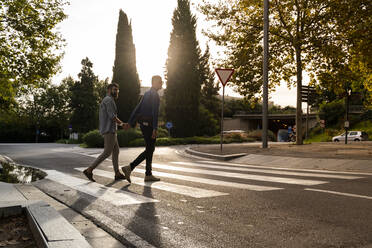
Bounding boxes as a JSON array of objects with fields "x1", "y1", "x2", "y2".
[{"x1": 107, "y1": 83, "x2": 119, "y2": 91}]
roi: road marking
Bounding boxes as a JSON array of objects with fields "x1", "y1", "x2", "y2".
[
  {"x1": 305, "y1": 188, "x2": 372, "y2": 200},
  {"x1": 171, "y1": 162, "x2": 363, "y2": 180},
  {"x1": 85, "y1": 210, "x2": 156, "y2": 248},
  {"x1": 150, "y1": 163, "x2": 327, "y2": 186},
  {"x1": 200, "y1": 160, "x2": 372, "y2": 176},
  {"x1": 75, "y1": 168, "x2": 229, "y2": 198},
  {"x1": 45, "y1": 170, "x2": 158, "y2": 206},
  {"x1": 130, "y1": 168, "x2": 282, "y2": 191}
]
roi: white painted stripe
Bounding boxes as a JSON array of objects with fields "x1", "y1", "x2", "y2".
[
  {"x1": 171, "y1": 162, "x2": 363, "y2": 180},
  {"x1": 75, "y1": 168, "x2": 229, "y2": 198},
  {"x1": 305, "y1": 188, "x2": 372, "y2": 200},
  {"x1": 85, "y1": 210, "x2": 156, "y2": 248},
  {"x1": 150, "y1": 163, "x2": 327, "y2": 186},
  {"x1": 74, "y1": 152, "x2": 112, "y2": 161},
  {"x1": 200, "y1": 160, "x2": 372, "y2": 176},
  {"x1": 131, "y1": 168, "x2": 282, "y2": 191},
  {"x1": 45, "y1": 170, "x2": 158, "y2": 206}
]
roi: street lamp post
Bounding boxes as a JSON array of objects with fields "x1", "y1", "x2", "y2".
[
  {"x1": 262, "y1": 0, "x2": 269, "y2": 148},
  {"x1": 345, "y1": 88, "x2": 351, "y2": 144}
]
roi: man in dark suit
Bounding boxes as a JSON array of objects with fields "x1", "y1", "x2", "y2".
[{"x1": 122, "y1": 75, "x2": 163, "y2": 183}]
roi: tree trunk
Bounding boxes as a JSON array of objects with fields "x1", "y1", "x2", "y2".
[{"x1": 296, "y1": 46, "x2": 303, "y2": 145}]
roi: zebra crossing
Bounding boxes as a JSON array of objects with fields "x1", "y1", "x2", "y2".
[{"x1": 41, "y1": 158, "x2": 370, "y2": 206}]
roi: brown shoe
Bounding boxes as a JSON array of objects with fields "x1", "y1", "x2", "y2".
[
  {"x1": 144, "y1": 175, "x2": 160, "y2": 182},
  {"x1": 83, "y1": 169, "x2": 95, "y2": 182},
  {"x1": 121, "y1": 165, "x2": 132, "y2": 183},
  {"x1": 114, "y1": 172, "x2": 125, "y2": 181}
]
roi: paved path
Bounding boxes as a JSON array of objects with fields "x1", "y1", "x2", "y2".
[{"x1": 1, "y1": 143, "x2": 372, "y2": 248}]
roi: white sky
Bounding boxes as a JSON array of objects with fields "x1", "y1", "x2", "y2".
[{"x1": 54, "y1": 0, "x2": 298, "y2": 107}]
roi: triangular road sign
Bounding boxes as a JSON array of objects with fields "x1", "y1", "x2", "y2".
[{"x1": 215, "y1": 68, "x2": 234, "y2": 86}]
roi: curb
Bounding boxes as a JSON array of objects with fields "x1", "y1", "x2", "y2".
[
  {"x1": 0, "y1": 200, "x2": 92, "y2": 248},
  {"x1": 185, "y1": 147, "x2": 247, "y2": 161}
]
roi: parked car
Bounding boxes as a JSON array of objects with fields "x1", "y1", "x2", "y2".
[{"x1": 332, "y1": 131, "x2": 369, "y2": 142}]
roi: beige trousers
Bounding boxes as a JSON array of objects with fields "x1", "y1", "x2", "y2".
[{"x1": 88, "y1": 133, "x2": 119, "y2": 173}]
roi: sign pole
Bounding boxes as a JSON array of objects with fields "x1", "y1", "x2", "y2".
[
  {"x1": 220, "y1": 86, "x2": 225, "y2": 152},
  {"x1": 306, "y1": 92, "x2": 309, "y2": 140},
  {"x1": 215, "y1": 68, "x2": 234, "y2": 153},
  {"x1": 262, "y1": 0, "x2": 269, "y2": 148}
]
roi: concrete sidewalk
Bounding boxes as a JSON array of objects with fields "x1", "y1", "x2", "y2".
[
  {"x1": 187, "y1": 142, "x2": 372, "y2": 173},
  {"x1": 0, "y1": 156, "x2": 126, "y2": 248}
]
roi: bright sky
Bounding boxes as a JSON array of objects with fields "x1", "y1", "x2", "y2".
[{"x1": 54, "y1": 0, "x2": 299, "y2": 107}]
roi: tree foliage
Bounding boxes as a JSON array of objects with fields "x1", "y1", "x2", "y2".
[
  {"x1": 199, "y1": 0, "x2": 371, "y2": 143},
  {"x1": 69, "y1": 58, "x2": 99, "y2": 133},
  {"x1": 0, "y1": 0, "x2": 67, "y2": 108},
  {"x1": 165, "y1": 0, "x2": 202, "y2": 137},
  {"x1": 310, "y1": 0, "x2": 371, "y2": 105},
  {"x1": 200, "y1": 45, "x2": 220, "y2": 119},
  {"x1": 112, "y1": 9, "x2": 140, "y2": 121}
]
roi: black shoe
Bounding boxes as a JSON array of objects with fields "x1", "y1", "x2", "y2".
[
  {"x1": 83, "y1": 169, "x2": 95, "y2": 182},
  {"x1": 114, "y1": 172, "x2": 126, "y2": 181},
  {"x1": 121, "y1": 165, "x2": 132, "y2": 183}
]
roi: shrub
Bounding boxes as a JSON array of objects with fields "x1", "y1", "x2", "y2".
[
  {"x1": 128, "y1": 138, "x2": 145, "y2": 147},
  {"x1": 247, "y1": 129, "x2": 276, "y2": 141},
  {"x1": 83, "y1": 130, "x2": 104, "y2": 148},
  {"x1": 157, "y1": 127, "x2": 169, "y2": 138},
  {"x1": 117, "y1": 129, "x2": 143, "y2": 147},
  {"x1": 196, "y1": 106, "x2": 219, "y2": 136},
  {"x1": 325, "y1": 128, "x2": 340, "y2": 137},
  {"x1": 319, "y1": 100, "x2": 345, "y2": 127}
]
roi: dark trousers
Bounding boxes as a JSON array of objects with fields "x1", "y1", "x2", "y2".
[{"x1": 130, "y1": 124, "x2": 156, "y2": 176}]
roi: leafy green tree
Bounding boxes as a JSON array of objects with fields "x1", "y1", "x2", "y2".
[
  {"x1": 269, "y1": 105, "x2": 296, "y2": 114},
  {"x1": 199, "y1": 0, "x2": 349, "y2": 144},
  {"x1": 311, "y1": 0, "x2": 371, "y2": 106},
  {"x1": 165, "y1": 0, "x2": 202, "y2": 137},
  {"x1": 319, "y1": 100, "x2": 345, "y2": 127},
  {"x1": 0, "y1": 0, "x2": 67, "y2": 108},
  {"x1": 223, "y1": 99, "x2": 262, "y2": 117},
  {"x1": 197, "y1": 105, "x2": 219, "y2": 136},
  {"x1": 69, "y1": 58, "x2": 99, "y2": 133},
  {"x1": 112, "y1": 9, "x2": 140, "y2": 121},
  {"x1": 95, "y1": 77, "x2": 110, "y2": 102},
  {"x1": 200, "y1": 45, "x2": 220, "y2": 119},
  {"x1": 40, "y1": 81, "x2": 71, "y2": 139}
]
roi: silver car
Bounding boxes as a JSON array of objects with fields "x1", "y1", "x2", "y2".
[{"x1": 332, "y1": 131, "x2": 369, "y2": 142}]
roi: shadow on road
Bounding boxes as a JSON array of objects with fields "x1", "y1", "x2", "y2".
[{"x1": 128, "y1": 183, "x2": 161, "y2": 247}]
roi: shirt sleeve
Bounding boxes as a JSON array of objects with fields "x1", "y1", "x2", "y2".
[
  {"x1": 152, "y1": 92, "x2": 160, "y2": 130},
  {"x1": 128, "y1": 97, "x2": 143, "y2": 128},
  {"x1": 105, "y1": 98, "x2": 117, "y2": 120}
]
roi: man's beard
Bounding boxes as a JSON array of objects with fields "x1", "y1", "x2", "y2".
[{"x1": 111, "y1": 92, "x2": 118, "y2": 98}]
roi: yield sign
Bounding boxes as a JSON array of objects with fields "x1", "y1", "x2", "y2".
[{"x1": 215, "y1": 68, "x2": 234, "y2": 86}]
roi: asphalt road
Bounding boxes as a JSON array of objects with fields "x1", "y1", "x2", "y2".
[{"x1": 1, "y1": 143, "x2": 372, "y2": 248}]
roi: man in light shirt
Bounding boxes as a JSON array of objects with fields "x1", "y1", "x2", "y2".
[{"x1": 83, "y1": 83, "x2": 126, "y2": 182}]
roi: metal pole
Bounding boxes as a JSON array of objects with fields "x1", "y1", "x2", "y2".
[
  {"x1": 220, "y1": 86, "x2": 225, "y2": 152},
  {"x1": 306, "y1": 98, "x2": 309, "y2": 140},
  {"x1": 345, "y1": 90, "x2": 350, "y2": 144},
  {"x1": 262, "y1": 0, "x2": 269, "y2": 148}
]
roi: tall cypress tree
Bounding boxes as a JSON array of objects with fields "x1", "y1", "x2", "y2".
[
  {"x1": 69, "y1": 57, "x2": 99, "y2": 133},
  {"x1": 165, "y1": 0, "x2": 202, "y2": 137},
  {"x1": 112, "y1": 9, "x2": 140, "y2": 121},
  {"x1": 200, "y1": 45, "x2": 220, "y2": 118}
]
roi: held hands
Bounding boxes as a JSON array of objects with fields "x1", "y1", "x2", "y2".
[
  {"x1": 120, "y1": 122, "x2": 130, "y2": 130},
  {"x1": 152, "y1": 129, "x2": 157, "y2": 139}
]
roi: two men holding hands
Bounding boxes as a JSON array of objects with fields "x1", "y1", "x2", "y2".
[{"x1": 83, "y1": 75, "x2": 163, "y2": 183}]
